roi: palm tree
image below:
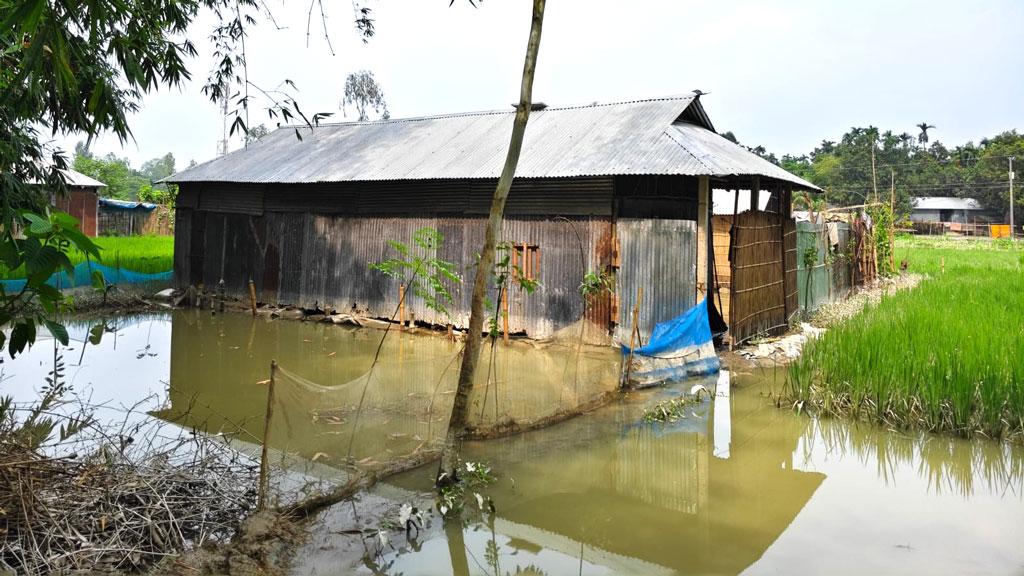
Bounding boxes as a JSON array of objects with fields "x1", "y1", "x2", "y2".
[{"x1": 916, "y1": 123, "x2": 936, "y2": 148}]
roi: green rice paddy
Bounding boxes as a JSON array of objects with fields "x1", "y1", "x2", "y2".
[
  {"x1": 0, "y1": 235, "x2": 174, "y2": 279},
  {"x1": 787, "y1": 236, "x2": 1024, "y2": 442}
]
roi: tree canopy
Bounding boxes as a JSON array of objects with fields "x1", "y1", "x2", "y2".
[{"x1": 736, "y1": 127, "x2": 1024, "y2": 218}]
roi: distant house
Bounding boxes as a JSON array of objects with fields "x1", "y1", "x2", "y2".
[
  {"x1": 167, "y1": 95, "x2": 820, "y2": 345},
  {"x1": 51, "y1": 169, "x2": 105, "y2": 236},
  {"x1": 909, "y1": 197, "x2": 986, "y2": 224},
  {"x1": 98, "y1": 198, "x2": 172, "y2": 236}
]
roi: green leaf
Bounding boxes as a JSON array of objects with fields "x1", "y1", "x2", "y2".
[
  {"x1": 43, "y1": 320, "x2": 69, "y2": 346},
  {"x1": 9, "y1": 321, "x2": 32, "y2": 358},
  {"x1": 91, "y1": 270, "x2": 107, "y2": 290},
  {"x1": 24, "y1": 244, "x2": 64, "y2": 276},
  {"x1": 23, "y1": 213, "x2": 53, "y2": 235},
  {"x1": 50, "y1": 210, "x2": 79, "y2": 231},
  {"x1": 65, "y1": 228, "x2": 101, "y2": 260},
  {"x1": 88, "y1": 323, "x2": 105, "y2": 346}
]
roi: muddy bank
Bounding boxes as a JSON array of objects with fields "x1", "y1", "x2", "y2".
[{"x1": 723, "y1": 272, "x2": 922, "y2": 370}]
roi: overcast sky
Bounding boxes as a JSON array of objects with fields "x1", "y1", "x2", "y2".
[{"x1": 61, "y1": 0, "x2": 1024, "y2": 169}]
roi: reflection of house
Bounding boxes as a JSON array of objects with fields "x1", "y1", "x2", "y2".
[
  {"x1": 98, "y1": 198, "x2": 172, "y2": 236},
  {"x1": 51, "y1": 169, "x2": 105, "y2": 237},
  {"x1": 167, "y1": 94, "x2": 817, "y2": 344},
  {"x1": 430, "y1": 375, "x2": 826, "y2": 575},
  {"x1": 910, "y1": 196, "x2": 987, "y2": 224}
]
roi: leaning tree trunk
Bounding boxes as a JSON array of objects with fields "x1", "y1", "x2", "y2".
[{"x1": 437, "y1": 0, "x2": 546, "y2": 486}]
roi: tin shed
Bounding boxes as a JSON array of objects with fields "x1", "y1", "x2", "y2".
[{"x1": 167, "y1": 95, "x2": 818, "y2": 344}]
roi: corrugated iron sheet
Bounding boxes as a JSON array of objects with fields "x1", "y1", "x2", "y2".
[
  {"x1": 614, "y1": 219, "x2": 697, "y2": 343},
  {"x1": 178, "y1": 211, "x2": 615, "y2": 340},
  {"x1": 59, "y1": 169, "x2": 106, "y2": 188},
  {"x1": 665, "y1": 124, "x2": 818, "y2": 189},
  {"x1": 167, "y1": 96, "x2": 818, "y2": 191}
]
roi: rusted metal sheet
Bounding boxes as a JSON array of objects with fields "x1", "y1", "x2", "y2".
[
  {"x1": 53, "y1": 188, "x2": 98, "y2": 237},
  {"x1": 178, "y1": 212, "x2": 616, "y2": 339},
  {"x1": 614, "y1": 219, "x2": 697, "y2": 343}
]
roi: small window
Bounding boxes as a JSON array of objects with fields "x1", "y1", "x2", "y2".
[{"x1": 510, "y1": 243, "x2": 540, "y2": 284}]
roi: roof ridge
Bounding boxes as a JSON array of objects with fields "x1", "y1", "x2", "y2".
[
  {"x1": 276, "y1": 94, "x2": 698, "y2": 130},
  {"x1": 662, "y1": 128, "x2": 714, "y2": 172}
]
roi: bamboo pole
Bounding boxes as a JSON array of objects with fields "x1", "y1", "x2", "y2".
[
  {"x1": 623, "y1": 287, "x2": 643, "y2": 386},
  {"x1": 398, "y1": 284, "x2": 406, "y2": 330},
  {"x1": 258, "y1": 360, "x2": 277, "y2": 511},
  {"x1": 248, "y1": 280, "x2": 257, "y2": 316},
  {"x1": 522, "y1": 242, "x2": 530, "y2": 280}
]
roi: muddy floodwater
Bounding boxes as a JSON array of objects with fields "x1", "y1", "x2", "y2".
[{"x1": 5, "y1": 310, "x2": 1024, "y2": 575}]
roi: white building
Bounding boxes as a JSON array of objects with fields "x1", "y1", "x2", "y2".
[{"x1": 909, "y1": 196, "x2": 985, "y2": 224}]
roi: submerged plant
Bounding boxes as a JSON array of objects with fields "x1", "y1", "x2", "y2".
[
  {"x1": 435, "y1": 460, "x2": 496, "y2": 518},
  {"x1": 642, "y1": 386, "x2": 711, "y2": 423}
]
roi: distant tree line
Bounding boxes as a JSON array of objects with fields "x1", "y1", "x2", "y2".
[
  {"x1": 71, "y1": 142, "x2": 194, "y2": 205},
  {"x1": 725, "y1": 127, "x2": 1024, "y2": 218}
]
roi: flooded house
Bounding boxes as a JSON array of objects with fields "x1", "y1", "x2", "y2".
[{"x1": 167, "y1": 94, "x2": 818, "y2": 346}]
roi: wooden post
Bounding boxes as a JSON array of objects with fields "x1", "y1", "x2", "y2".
[
  {"x1": 248, "y1": 279, "x2": 257, "y2": 316},
  {"x1": 501, "y1": 285, "x2": 510, "y2": 345},
  {"x1": 696, "y1": 176, "x2": 710, "y2": 301},
  {"x1": 750, "y1": 177, "x2": 761, "y2": 212},
  {"x1": 511, "y1": 244, "x2": 518, "y2": 280},
  {"x1": 623, "y1": 287, "x2": 643, "y2": 386},
  {"x1": 779, "y1": 186, "x2": 790, "y2": 321},
  {"x1": 728, "y1": 189, "x2": 740, "y2": 348},
  {"x1": 399, "y1": 283, "x2": 406, "y2": 330},
  {"x1": 522, "y1": 242, "x2": 530, "y2": 280},
  {"x1": 258, "y1": 360, "x2": 277, "y2": 511}
]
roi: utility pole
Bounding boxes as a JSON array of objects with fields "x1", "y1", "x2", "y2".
[
  {"x1": 889, "y1": 167, "x2": 896, "y2": 271},
  {"x1": 1011, "y1": 156, "x2": 1016, "y2": 241},
  {"x1": 218, "y1": 90, "x2": 229, "y2": 157},
  {"x1": 870, "y1": 143, "x2": 879, "y2": 203}
]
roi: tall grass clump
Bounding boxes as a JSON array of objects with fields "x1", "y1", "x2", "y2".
[
  {"x1": 787, "y1": 238, "x2": 1024, "y2": 442},
  {"x1": 0, "y1": 236, "x2": 174, "y2": 279}
]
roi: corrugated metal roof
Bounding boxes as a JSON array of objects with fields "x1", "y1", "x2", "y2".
[
  {"x1": 168, "y1": 95, "x2": 818, "y2": 190},
  {"x1": 912, "y1": 197, "x2": 984, "y2": 210},
  {"x1": 60, "y1": 169, "x2": 106, "y2": 188}
]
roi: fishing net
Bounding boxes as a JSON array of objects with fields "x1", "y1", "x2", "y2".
[
  {"x1": 260, "y1": 331, "x2": 622, "y2": 476},
  {"x1": 0, "y1": 261, "x2": 172, "y2": 292}
]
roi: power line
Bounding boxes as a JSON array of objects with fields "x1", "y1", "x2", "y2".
[{"x1": 789, "y1": 153, "x2": 1019, "y2": 172}]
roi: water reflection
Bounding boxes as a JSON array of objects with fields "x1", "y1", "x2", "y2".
[
  {"x1": 158, "y1": 310, "x2": 620, "y2": 472},
  {"x1": 4, "y1": 312, "x2": 1024, "y2": 575},
  {"x1": 371, "y1": 372, "x2": 1024, "y2": 576}
]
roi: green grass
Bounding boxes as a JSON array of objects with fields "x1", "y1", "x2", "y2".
[
  {"x1": 0, "y1": 235, "x2": 174, "y2": 279},
  {"x1": 788, "y1": 236, "x2": 1024, "y2": 442}
]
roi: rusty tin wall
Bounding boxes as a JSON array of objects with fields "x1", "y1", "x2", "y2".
[
  {"x1": 176, "y1": 209, "x2": 614, "y2": 340},
  {"x1": 613, "y1": 218, "x2": 697, "y2": 343}
]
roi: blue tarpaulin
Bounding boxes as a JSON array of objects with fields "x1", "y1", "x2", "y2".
[
  {"x1": 98, "y1": 198, "x2": 159, "y2": 211},
  {"x1": 622, "y1": 299, "x2": 720, "y2": 386},
  {"x1": 0, "y1": 261, "x2": 172, "y2": 292}
]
